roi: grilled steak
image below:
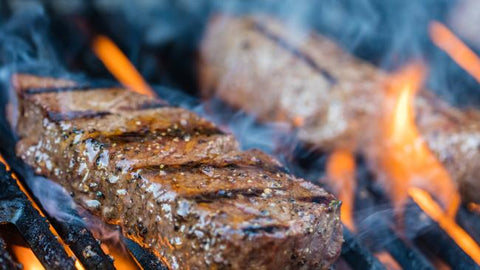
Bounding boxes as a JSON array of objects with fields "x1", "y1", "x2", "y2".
[
  {"x1": 198, "y1": 15, "x2": 480, "y2": 204},
  {"x1": 13, "y1": 74, "x2": 342, "y2": 270}
]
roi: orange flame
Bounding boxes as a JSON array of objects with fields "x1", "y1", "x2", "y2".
[
  {"x1": 326, "y1": 149, "x2": 356, "y2": 231},
  {"x1": 409, "y1": 187, "x2": 480, "y2": 265},
  {"x1": 468, "y1": 203, "x2": 480, "y2": 214},
  {"x1": 374, "y1": 62, "x2": 460, "y2": 212},
  {"x1": 429, "y1": 21, "x2": 480, "y2": 84},
  {"x1": 100, "y1": 243, "x2": 139, "y2": 270},
  {"x1": 92, "y1": 35, "x2": 156, "y2": 97},
  {"x1": 374, "y1": 252, "x2": 401, "y2": 270},
  {"x1": 11, "y1": 245, "x2": 44, "y2": 270}
]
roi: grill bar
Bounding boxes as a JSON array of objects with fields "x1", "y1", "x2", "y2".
[
  {"x1": 405, "y1": 201, "x2": 480, "y2": 270},
  {"x1": 354, "y1": 157, "x2": 435, "y2": 270},
  {"x1": 0, "y1": 237, "x2": 21, "y2": 270},
  {"x1": 341, "y1": 228, "x2": 386, "y2": 270},
  {"x1": 0, "y1": 163, "x2": 75, "y2": 270},
  {"x1": 123, "y1": 238, "x2": 167, "y2": 270},
  {"x1": 456, "y1": 206, "x2": 480, "y2": 245},
  {"x1": 45, "y1": 206, "x2": 115, "y2": 270}
]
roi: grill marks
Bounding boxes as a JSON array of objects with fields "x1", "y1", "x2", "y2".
[
  {"x1": 185, "y1": 188, "x2": 267, "y2": 203},
  {"x1": 23, "y1": 85, "x2": 93, "y2": 95},
  {"x1": 140, "y1": 159, "x2": 288, "y2": 176},
  {"x1": 102, "y1": 126, "x2": 224, "y2": 144},
  {"x1": 23, "y1": 86, "x2": 169, "y2": 122},
  {"x1": 141, "y1": 162, "x2": 331, "y2": 206},
  {"x1": 242, "y1": 224, "x2": 289, "y2": 235},
  {"x1": 48, "y1": 110, "x2": 112, "y2": 122},
  {"x1": 253, "y1": 22, "x2": 337, "y2": 85}
]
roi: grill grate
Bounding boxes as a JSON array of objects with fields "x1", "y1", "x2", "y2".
[
  {"x1": 0, "y1": 163, "x2": 75, "y2": 269},
  {"x1": 0, "y1": 162, "x2": 165, "y2": 270}
]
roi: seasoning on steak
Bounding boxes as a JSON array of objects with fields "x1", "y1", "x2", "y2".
[
  {"x1": 198, "y1": 15, "x2": 480, "y2": 204},
  {"x1": 13, "y1": 74, "x2": 343, "y2": 270}
]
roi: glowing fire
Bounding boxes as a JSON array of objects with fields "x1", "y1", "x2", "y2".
[
  {"x1": 11, "y1": 245, "x2": 44, "y2": 270},
  {"x1": 468, "y1": 203, "x2": 480, "y2": 214},
  {"x1": 375, "y1": 252, "x2": 401, "y2": 270},
  {"x1": 409, "y1": 187, "x2": 480, "y2": 265},
  {"x1": 92, "y1": 35, "x2": 156, "y2": 97},
  {"x1": 100, "y1": 243, "x2": 139, "y2": 270},
  {"x1": 326, "y1": 149, "x2": 356, "y2": 231},
  {"x1": 429, "y1": 21, "x2": 480, "y2": 84},
  {"x1": 373, "y1": 62, "x2": 460, "y2": 212}
]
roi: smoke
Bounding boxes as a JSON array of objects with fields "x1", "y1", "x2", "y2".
[
  {"x1": 0, "y1": 4, "x2": 62, "y2": 75},
  {"x1": 27, "y1": 175, "x2": 82, "y2": 224},
  {"x1": 25, "y1": 174, "x2": 126, "y2": 249}
]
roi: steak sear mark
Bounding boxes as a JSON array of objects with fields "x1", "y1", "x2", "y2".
[
  {"x1": 48, "y1": 110, "x2": 112, "y2": 121},
  {"x1": 24, "y1": 85, "x2": 94, "y2": 95},
  {"x1": 253, "y1": 23, "x2": 337, "y2": 85}
]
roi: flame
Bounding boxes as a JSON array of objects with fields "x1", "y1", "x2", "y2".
[
  {"x1": 11, "y1": 245, "x2": 44, "y2": 270},
  {"x1": 468, "y1": 203, "x2": 480, "y2": 214},
  {"x1": 374, "y1": 252, "x2": 401, "y2": 270},
  {"x1": 92, "y1": 35, "x2": 156, "y2": 97},
  {"x1": 429, "y1": 21, "x2": 480, "y2": 84},
  {"x1": 375, "y1": 62, "x2": 460, "y2": 212},
  {"x1": 409, "y1": 187, "x2": 480, "y2": 265},
  {"x1": 293, "y1": 116, "x2": 305, "y2": 127},
  {"x1": 100, "y1": 243, "x2": 139, "y2": 270},
  {"x1": 326, "y1": 149, "x2": 356, "y2": 231}
]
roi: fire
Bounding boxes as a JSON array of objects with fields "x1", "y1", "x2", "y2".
[
  {"x1": 100, "y1": 243, "x2": 139, "y2": 270},
  {"x1": 429, "y1": 21, "x2": 480, "y2": 84},
  {"x1": 92, "y1": 35, "x2": 156, "y2": 97},
  {"x1": 374, "y1": 62, "x2": 460, "y2": 212},
  {"x1": 326, "y1": 149, "x2": 356, "y2": 231},
  {"x1": 468, "y1": 203, "x2": 480, "y2": 214},
  {"x1": 11, "y1": 245, "x2": 44, "y2": 270},
  {"x1": 409, "y1": 187, "x2": 480, "y2": 265},
  {"x1": 374, "y1": 252, "x2": 401, "y2": 270}
]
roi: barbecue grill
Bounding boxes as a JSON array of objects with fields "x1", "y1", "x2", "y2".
[{"x1": 1, "y1": 0, "x2": 480, "y2": 269}]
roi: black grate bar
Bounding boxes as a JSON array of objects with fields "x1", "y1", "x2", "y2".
[
  {"x1": 353, "y1": 159, "x2": 435, "y2": 270},
  {"x1": 123, "y1": 238, "x2": 167, "y2": 270},
  {"x1": 405, "y1": 201, "x2": 480, "y2": 270},
  {"x1": 0, "y1": 164, "x2": 75, "y2": 270},
  {"x1": 341, "y1": 228, "x2": 386, "y2": 270},
  {"x1": 0, "y1": 236, "x2": 21, "y2": 270},
  {"x1": 45, "y1": 207, "x2": 115, "y2": 270}
]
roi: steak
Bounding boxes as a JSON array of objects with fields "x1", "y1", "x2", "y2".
[
  {"x1": 13, "y1": 74, "x2": 343, "y2": 270},
  {"x1": 198, "y1": 15, "x2": 480, "y2": 204}
]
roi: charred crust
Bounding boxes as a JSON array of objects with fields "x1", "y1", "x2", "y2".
[
  {"x1": 298, "y1": 195, "x2": 334, "y2": 205},
  {"x1": 241, "y1": 224, "x2": 288, "y2": 235},
  {"x1": 252, "y1": 22, "x2": 337, "y2": 85},
  {"x1": 48, "y1": 110, "x2": 112, "y2": 122},
  {"x1": 101, "y1": 127, "x2": 224, "y2": 143},
  {"x1": 185, "y1": 188, "x2": 268, "y2": 203},
  {"x1": 122, "y1": 100, "x2": 170, "y2": 111},
  {"x1": 23, "y1": 85, "x2": 93, "y2": 95},
  {"x1": 140, "y1": 160, "x2": 288, "y2": 176}
]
